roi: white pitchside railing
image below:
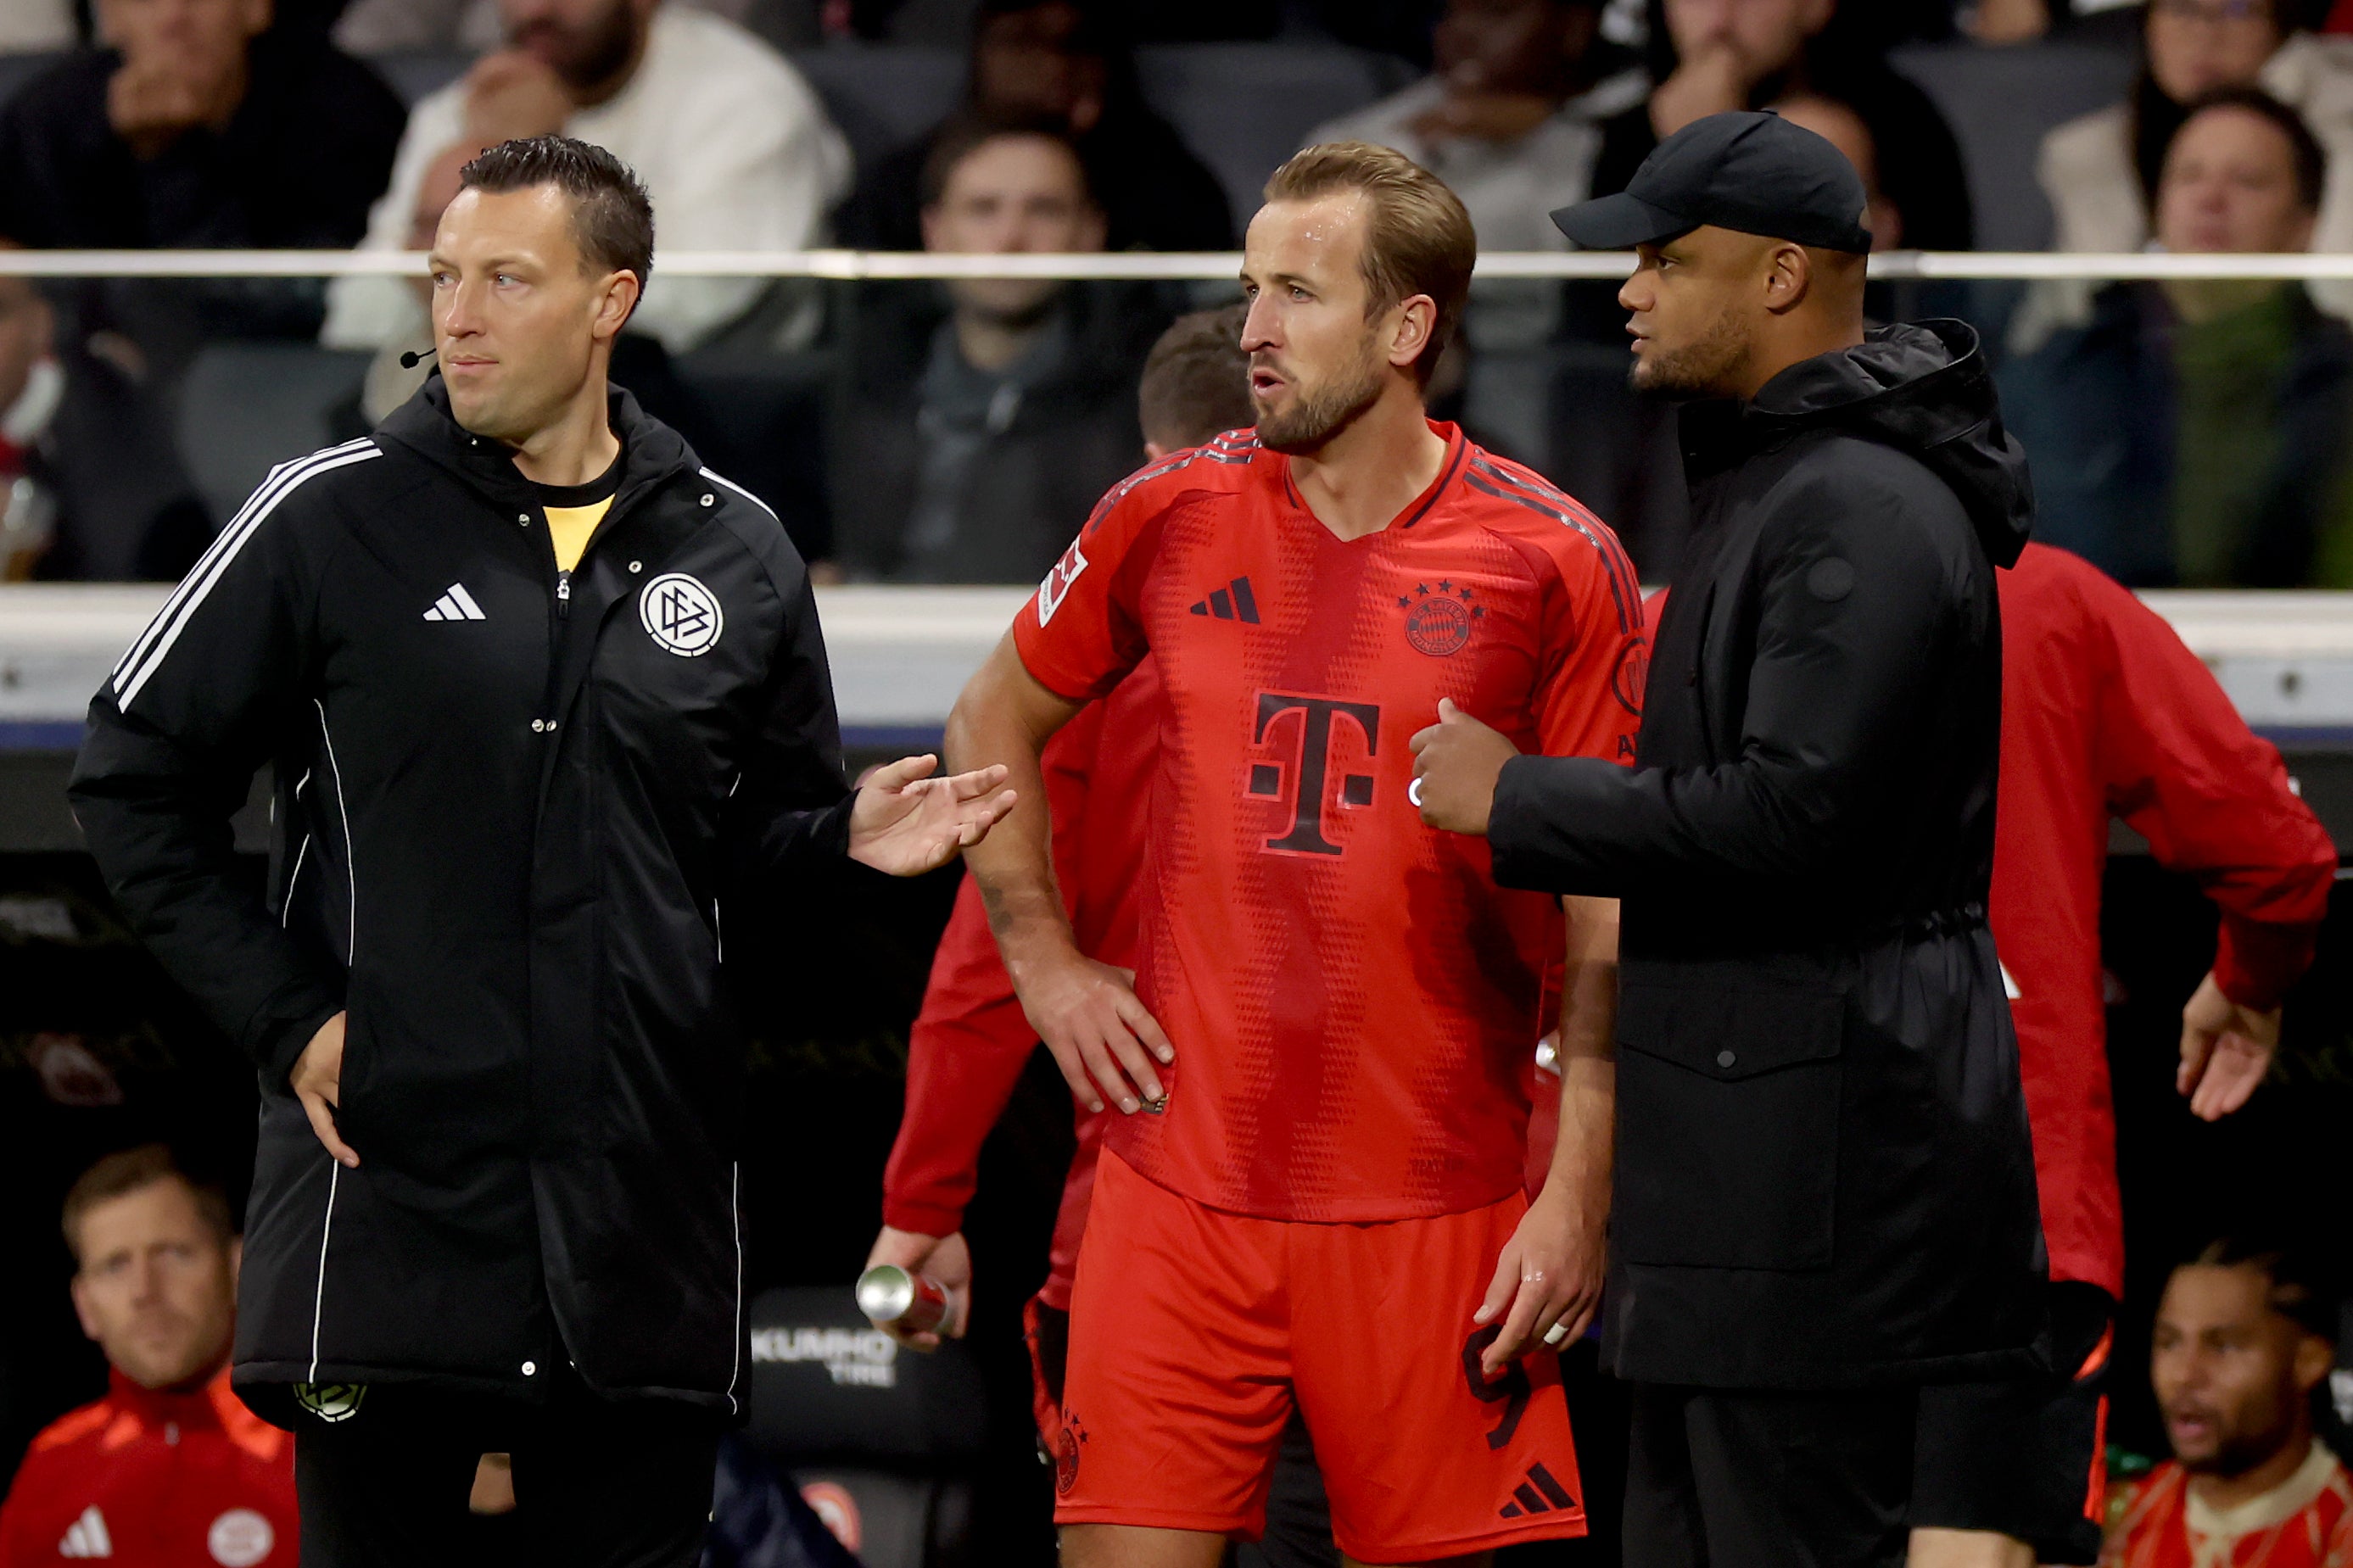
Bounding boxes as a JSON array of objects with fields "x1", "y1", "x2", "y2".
[
  {"x1": 6, "y1": 248, "x2": 2353, "y2": 280},
  {"x1": 0, "y1": 250, "x2": 2349, "y2": 736}
]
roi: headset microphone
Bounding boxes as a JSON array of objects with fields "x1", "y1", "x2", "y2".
[{"x1": 398, "y1": 345, "x2": 438, "y2": 370}]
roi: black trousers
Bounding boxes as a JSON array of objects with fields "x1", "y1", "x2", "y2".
[
  {"x1": 290, "y1": 1372, "x2": 721, "y2": 1568},
  {"x1": 1624, "y1": 1383, "x2": 1917, "y2": 1568}
]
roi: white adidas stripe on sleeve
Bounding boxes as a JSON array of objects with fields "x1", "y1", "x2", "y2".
[{"x1": 115, "y1": 441, "x2": 383, "y2": 714}]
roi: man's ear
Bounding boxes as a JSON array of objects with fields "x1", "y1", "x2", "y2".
[
  {"x1": 69, "y1": 1273, "x2": 101, "y2": 1344},
  {"x1": 1763, "y1": 243, "x2": 1813, "y2": 316},
  {"x1": 595, "y1": 271, "x2": 641, "y2": 341},
  {"x1": 1388, "y1": 293, "x2": 1439, "y2": 377},
  {"x1": 2293, "y1": 1331, "x2": 2337, "y2": 1397}
]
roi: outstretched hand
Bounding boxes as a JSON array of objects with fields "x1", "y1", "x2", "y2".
[
  {"x1": 848, "y1": 756, "x2": 1016, "y2": 877},
  {"x1": 2177, "y1": 971, "x2": 2282, "y2": 1121}
]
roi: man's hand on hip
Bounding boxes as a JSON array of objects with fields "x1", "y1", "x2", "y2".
[
  {"x1": 292, "y1": 1013, "x2": 360, "y2": 1169},
  {"x1": 1410, "y1": 699, "x2": 1519, "y2": 835},
  {"x1": 864, "y1": 1226, "x2": 971, "y2": 1350},
  {"x1": 848, "y1": 755, "x2": 1017, "y2": 876},
  {"x1": 1011, "y1": 949, "x2": 1171, "y2": 1117},
  {"x1": 1473, "y1": 1175, "x2": 1604, "y2": 1379}
]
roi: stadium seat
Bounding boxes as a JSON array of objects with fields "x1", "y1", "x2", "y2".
[
  {"x1": 1134, "y1": 42, "x2": 1411, "y2": 237},
  {"x1": 1891, "y1": 38, "x2": 2139, "y2": 253},
  {"x1": 744, "y1": 1285, "x2": 988, "y2": 1568},
  {"x1": 0, "y1": 50, "x2": 61, "y2": 113},
  {"x1": 173, "y1": 343, "x2": 372, "y2": 526},
  {"x1": 789, "y1": 43, "x2": 965, "y2": 172},
  {"x1": 367, "y1": 48, "x2": 474, "y2": 107}
]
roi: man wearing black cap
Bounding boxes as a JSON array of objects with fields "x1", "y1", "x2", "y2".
[{"x1": 1410, "y1": 111, "x2": 2048, "y2": 1567}]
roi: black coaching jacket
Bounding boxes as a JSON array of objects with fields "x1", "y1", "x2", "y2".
[
  {"x1": 1489, "y1": 321, "x2": 2049, "y2": 1389},
  {"x1": 70, "y1": 377, "x2": 853, "y2": 1418}
]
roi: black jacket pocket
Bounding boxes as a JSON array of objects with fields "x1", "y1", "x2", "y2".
[{"x1": 1614, "y1": 976, "x2": 1844, "y2": 1271}]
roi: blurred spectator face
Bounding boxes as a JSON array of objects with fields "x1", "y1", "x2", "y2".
[
  {"x1": 96, "y1": 0, "x2": 268, "y2": 89},
  {"x1": 1434, "y1": 0, "x2": 1596, "y2": 97},
  {"x1": 1240, "y1": 193, "x2": 1397, "y2": 451},
  {"x1": 430, "y1": 183, "x2": 635, "y2": 443},
  {"x1": 2151, "y1": 1261, "x2": 2333, "y2": 1476},
  {"x1": 973, "y1": 2, "x2": 1109, "y2": 137},
  {"x1": 1663, "y1": 0, "x2": 1833, "y2": 85},
  {"x1": 1774, "y1": 94, "x2": 1902, "y2": 251},
  {"x1": 2146, "y1": 0, "x2": 2283, "y2": 107},
  {"x1": 500, "y1": 0, "x2": 651, "y2": 94},
  {"x1": 2156, "y1": 103, "x2": 2316, "y2": 254},
  {"x1": 68, "y1": 1176, "x2": 237, "y2": 1392},
  {"x1": 923, "y1": 132, "x2": 1105, "y2": 324},
  {"x1": 0, "y1": 276, "x2": 55, "y2": 417}
]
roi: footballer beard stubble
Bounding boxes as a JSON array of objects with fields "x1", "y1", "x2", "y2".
[
  {"x1": 1630, "y1": 302, "x2": 1754, "y2": 400},
  {"x1": 1254, "y1": 334, "x2": 1389, "y2": 454}
]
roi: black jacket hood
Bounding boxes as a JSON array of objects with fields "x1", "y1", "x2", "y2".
[{"x1": 1732, "y1": 319, "x2": 2034, "y2": 569}]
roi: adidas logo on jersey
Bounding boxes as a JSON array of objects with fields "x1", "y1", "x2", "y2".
[
  {"x1": 59, "y1": 1505, "x2": 112, "y2": 1557},
  {"x1": 1496, "y1": 1461, "x2": 1578, "y2": 1521},
  {"x1": 1188, "y1": 577, "x2": 1260, "y2": 623},
  {"x1": 422, "y1": 583, "x2": 486, "y2": 622}
]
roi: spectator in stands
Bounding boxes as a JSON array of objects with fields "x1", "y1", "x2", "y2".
[
  {"x1": 0, "y1": 269, "x2": 210, "y2": 582},
  {"x1": 2102, "y1": 1240, "x2": 2350, "y2": 1567},
  {"x1": 1774, "y1": 92, "x2": 1908, "y2": 249},
  {"x1": 0, "y1": 0, "x2": 402, "y2": 254},
  {"x1": 2032, "y1": 0, "x2": 2343, "y2": 250},
  {"x1": 1591, "y1": 0, "x2": 1976, "y2": 249},
  {"x1": 323, "y1": 0, "x2": 850, "y2": 354},
  {"x1": 2003, "y1": 90, "x2": 2353, "y2": 586},
  {"x1": 832, "y1": 117, "x2": 1170, "y2": 583},
  {"x1": 1305, "y1": 0, "x2": 1647, "y2": 351},
  {"x1": 0, "y1": 0, "x2": 405, "y2": 360},
  {"x1": 836, "y1": 0, "x2": 1234, "y2": 253},
  {"x1": 0, "y1": 1147, "x2": 297, "y2": 1568},
  {"x1": 332, "y1": 0, "x2": 757, "y2": 54},
  {"x1": 2040, "y1": 0, "x2": 2353, "y2": 268}
]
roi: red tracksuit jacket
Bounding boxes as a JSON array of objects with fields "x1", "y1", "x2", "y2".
[
  {"x1": 1992, "y1": 543, "x2": 2336, "y2": 1297},
  {"x1": 0, "y1": 1365, "x2": 297, "y2": 1567}
]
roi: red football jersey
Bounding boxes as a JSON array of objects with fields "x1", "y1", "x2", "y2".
[
  {"x1": 1012, "y1": 422, "x2": 1644, "y2": 1222},
  {"x1": 2103, "y1": 1448, "x2": 2353, "y2": 1568},
  {"x1": 0, "y1": 1366, "x2": 296, "y2": 1568}
]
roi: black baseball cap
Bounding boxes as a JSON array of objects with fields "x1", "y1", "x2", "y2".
[{"x1": 1551, "y1": 110, "x2": 1873, "y2": 254}]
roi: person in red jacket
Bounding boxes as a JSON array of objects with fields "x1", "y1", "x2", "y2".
[
  {"x1": 0, "y1": 1145, "x2": 296, "y2": 1568},
  {"x1": 1907, "y1": 540, "x2": 2339, "y2": 1568},
  {"x1": 864, "y1": 300, "x2": 1249, "y2": 1403}
]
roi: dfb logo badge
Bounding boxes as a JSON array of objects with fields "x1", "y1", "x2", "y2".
[
  {"x1": 640, "y1": 573, "x2": 724, "y2": 656},
  {"x1": 293, "y1": 1381, "x2": 366, "y2": 1423},
  {"x1": 1401, "y1": 580, "x2": 1482, "y2": 656}
]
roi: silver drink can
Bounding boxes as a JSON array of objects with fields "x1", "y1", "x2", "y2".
[{"x1": 857, "y1": 1264, "x2": 949, "y2": 1335}]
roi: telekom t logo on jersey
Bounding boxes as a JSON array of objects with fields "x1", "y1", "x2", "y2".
[{"x1": 1249, "y1": 694, "x2": 1379, "y2": 857}]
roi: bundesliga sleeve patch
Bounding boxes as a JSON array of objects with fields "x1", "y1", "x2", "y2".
[{"x1": 1037, "y1": 537, "x2": 1088, "y2": 628}]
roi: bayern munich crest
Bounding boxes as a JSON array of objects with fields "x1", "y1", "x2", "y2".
[
  {"x1": 640, "y1": 572, "x2": 724, "y2": 657},
  {"x1": 1400, "y1": 580, "x2": 1484, "y2": 657}
]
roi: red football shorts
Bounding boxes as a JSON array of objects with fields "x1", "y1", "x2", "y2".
[{"x1": 1054, "y1": 1150, "x2": 1586, "y2": 1560}]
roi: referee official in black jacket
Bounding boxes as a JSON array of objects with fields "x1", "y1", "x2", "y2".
[
  {"x1": 69, "y1": 137, "x2": 1014, "y2": 1568},
  {"x1": 1412, "y1": 114, "x2": 2047, "y2": 1568}
]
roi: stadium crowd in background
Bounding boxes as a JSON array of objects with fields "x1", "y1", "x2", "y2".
[
  {"x1": 2005, "y1": 86, "x2": 2353, "y2": 587},
  {"x1": 830, "y1": 114, "x2": 1171, "y2": 583}
]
